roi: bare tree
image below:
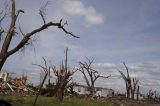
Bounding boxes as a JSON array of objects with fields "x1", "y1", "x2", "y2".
[
  {"x1": 78, "y1": 57, "x2": 110, "y2": 96},
  {"x1": 32, "y1": 57, "x2": 50, "y2": 106},
  {"x1": 0, "y1": 0, "x2": 79, "y2": 71},
  {"x1": 118, "y1": 62, "x2": 139, "y2": 100},
  {"x1": 131, "y1": 77, "x2": 139, "y2": 99},
  {"x1": 51, "y1": 48, "x2": 76, "y2": 101},
  {"x1": 118, "y1": 62, "x2": 132, "y2": 98}
]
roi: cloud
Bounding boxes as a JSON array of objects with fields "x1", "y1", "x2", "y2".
[
  {"x1": 87, "y1": 62, "x2": 160, "y2": 93},
  {"x1": 62, "y1": 0, "x2": 104, "y2": 26},
  {"x1": 93, "y1": 63, "x2": 116, "y2": 69}
]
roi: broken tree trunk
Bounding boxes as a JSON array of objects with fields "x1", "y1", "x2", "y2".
[{"x1": 137, "y1": 85, "x2": 140, "y2": 101}]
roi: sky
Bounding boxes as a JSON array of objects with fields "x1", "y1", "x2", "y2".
[{"x1": 1, "y1": 0, "x2": 160, "y2": 94}]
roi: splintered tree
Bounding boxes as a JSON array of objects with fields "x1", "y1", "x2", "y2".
[
  {"x1": 78, "y1": 57, "x2": 110, "y2": 96},
  {"x1": 51, "y1": 48, "x2": 76, "y2": 101},
  {"x1": 136, "y1": 85, "x2": 140, "y2": 101},
  {"x1": 0, "y1": 0, "x2": 79, "y2": 71},
  {"x1": 131, "y1": 77, "x2": 139, "y2": 100},
  {"x1": 118, "y1": 62, "x2": 131, "y2": 98},
  {"x1": 118, "y1": 62, "x2": 139, "y2": 100}
]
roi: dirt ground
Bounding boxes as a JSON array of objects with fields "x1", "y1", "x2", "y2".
[{"x1": 106, "y1": 97, "x2": 160, "y2": 106}]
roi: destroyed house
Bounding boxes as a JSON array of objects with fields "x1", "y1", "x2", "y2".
[
  {"x1": 0, "y1": 72, "x2": 34, "y2": 95},
  {"x1": 73, "y1": 84, "x2": 114, "y2": 97}
]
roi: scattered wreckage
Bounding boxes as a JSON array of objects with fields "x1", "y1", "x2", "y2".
[{"x1": 0, "y1": 72, "x2": 35, "y2": 96}]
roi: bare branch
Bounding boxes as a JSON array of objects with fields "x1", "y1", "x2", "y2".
[
  {"x1": 123, "y1": 62, "x2": 130, "y2": 78},
  {"x1": 42, "y1": 57, "x2": 48, "y2": 73},
  {"x1": 63, "y1": 21, "x2": 68, "y2": 26},
  {"x1": 18, "y1": 20, "x2": 25, "y2": 36},
  {"x1": 77, "y1": 67, "x2": 90, "y2": 87},
  {"x1": 32, "y1": 57, "x2": 48, "y2": 74},
  {"x1": 51, "y1": 65, "x2": 58, "y2": 76},
  {"x1": 0, "y1": 29, "x2": 4, "y2": 38},
  {"x1": 8, "y1": 21, "x2": 79, "y2": 56},
  {"x1": 0, "y1": 11, "x2": 7, "y2": 23},
  {"x1": 117, "y1": 69, "x2": 127, "y2": 81},
  {"x1": 0, "y1": 2, "x2": 10, "y2": 24},
  {"x1": 39, "y1": 1, "x2": 50, "y2": 24},
  {"x1": 32, "y1": 57, "x2": 49, "y2": 106},
  {"x1": 15, "y1": 9, "x2": 24, "y2": 19},
  {"x1": 39, "y1": 10, "x2": 46, "y2": 24},
  {"x1": 58, "y1": 19, "x2": 80, "y2": 38},
  {"x1": 0, "y1": 2, "x2": 10, "y2": 41},
  {"x1": 94, "y1": 74, "x2": 111, "y2": 82},
  {"x1": 98, "y1": 74, "x2": 111, "y2": 79}
]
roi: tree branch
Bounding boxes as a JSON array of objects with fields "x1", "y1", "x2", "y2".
[
  {"x1": 123, "y1": 62, "x2": 130, "y2": 78},
  {"x1": 8, "y1": 20, "x2": 79, "y2": 56},
  {"x1": 39, "y1": 1, "x2": 50, "y2": 24},
  {"x1": 78, "y1": 67, "x2": 90, "y2": 87},
  {"x1": 0, "y1": 29, "x2": 4, "y2": 37},
  {"x1": 118, "y1": 70, "x2": 127, "y2": 81},
  {"x1": 39, "y1": 10, "x2": 46, "y2": 24},
  {"x1": 15, "y1": 10, "x2": 24, "y2": 19},
  {"x1": 32, "y1": 57, "x2": 49, "y2": 106}
]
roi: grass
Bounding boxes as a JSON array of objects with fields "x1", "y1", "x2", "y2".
[{"x1": 0, "y1": 96, "x2": 115, "y2": 106}]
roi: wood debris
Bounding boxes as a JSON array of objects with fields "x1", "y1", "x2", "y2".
[{"x1": 0, "y1": 72, "x2": 35, "y2": 96}]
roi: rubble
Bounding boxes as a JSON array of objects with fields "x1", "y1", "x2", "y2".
[{"x1": 0, "y1": 72, "x2": 35, "y2": 96}]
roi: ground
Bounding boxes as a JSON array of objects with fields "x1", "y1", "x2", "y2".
[
  {"x1": 107, "y1": 97, "x2": 160, "y2": 106},
  {"x1": 0, "y1": 96, "x2": 115, "y2": 106},
  {"x1": 0, "y1": 96, "x2": 159, "y2": 106}
]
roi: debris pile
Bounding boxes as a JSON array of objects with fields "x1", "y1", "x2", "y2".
[{"x1": 0, "y1": 72, "x2": 35, "y2": 96}]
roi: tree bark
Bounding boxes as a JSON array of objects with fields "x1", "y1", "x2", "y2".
[
  {"x1": 90, "y1": 85, "x2": 95, "y2": 96},
  {"x1": 0, "y1": 54, "x2": 8, "y2": 71},
  {"x1": 131, "y1": 89, "x2": 135, "y2": 99},
  {"x1": 137, "y1": 86, "x2": 140, "y2": 101},
  {"x1": 126, "y1": 87, "x2": 130, "y2": 98},
  {"x1": 56, "y1": 87, "x2": 64, "y2": 102}
]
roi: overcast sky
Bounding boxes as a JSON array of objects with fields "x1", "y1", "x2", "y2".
[{"x1": 1, "y1": 0, "x2": 160, "y2": 94}]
